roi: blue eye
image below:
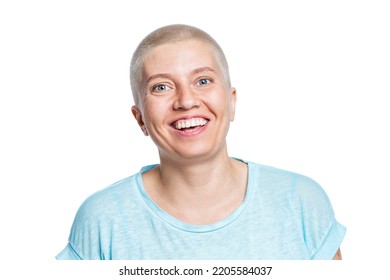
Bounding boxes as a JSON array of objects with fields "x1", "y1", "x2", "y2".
[
  {"x1": 153, "y1": 84, "x2": 170, "y2": 92},
  {"x1": 197, "y1": 78, "x2": 211, "y2": 86}
]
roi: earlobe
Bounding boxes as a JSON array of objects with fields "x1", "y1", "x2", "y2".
[
  {"x1": 141, "y1": 125, "x2": 149, "y2": 136},
  {"x1": 131, "y1": 105, "x2": 149, "y2": 136}
]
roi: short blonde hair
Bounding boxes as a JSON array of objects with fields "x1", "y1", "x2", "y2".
[{"x1": 130, "y1": 24, "x2": 231, "y2": 105}]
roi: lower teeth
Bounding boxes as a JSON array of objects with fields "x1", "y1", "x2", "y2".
[{"x1": 180, "y1": 125, "x2": 201, "y2": 131}]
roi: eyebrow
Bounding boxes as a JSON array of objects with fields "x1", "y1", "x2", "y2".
[
  {"x1": 192, "y1": 66, "x2": 216, "y2": 74},
  {"x1": 146, "y1": 73, "x2": 172, "y2": 84}
]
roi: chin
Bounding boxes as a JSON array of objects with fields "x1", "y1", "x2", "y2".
[
  {"x1": 175, "y1": 150, "x2": 211, "y2": 161},
  {"x1": 172, "y1": 144, "x2": 225, "y2": 162}
]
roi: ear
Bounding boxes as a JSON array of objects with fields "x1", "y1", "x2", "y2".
[
  {"x1": 131, "y1": 105, "x2": 149, "y2": 136},
  {"x1": 229, "y1": 87, "x2": 237, "y2": 121}
]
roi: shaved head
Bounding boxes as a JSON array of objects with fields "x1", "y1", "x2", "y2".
[{"x1": 130, "y1": 24, "x2": 231, "y2": 105}]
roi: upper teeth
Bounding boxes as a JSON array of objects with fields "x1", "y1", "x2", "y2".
[{"x1": 174, "y1": 118, "x2": 208, "y2": 130}]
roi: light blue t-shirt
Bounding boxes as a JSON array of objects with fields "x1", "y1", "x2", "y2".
[{"x1": 56, "y1": 160, "x2": 346, "y2": 260}]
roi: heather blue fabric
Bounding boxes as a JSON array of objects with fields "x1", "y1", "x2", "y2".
[{"x1": 56, "y1": 160, "x2": 345, "y2": 260}]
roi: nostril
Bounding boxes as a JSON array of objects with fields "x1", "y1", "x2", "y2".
[{"x1": 173, "y1": 88, "x2": 201, "y2": 110}]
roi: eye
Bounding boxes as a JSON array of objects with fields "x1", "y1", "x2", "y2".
[
  {"x1": 196, "y1": 78, "x2": 211, "y2": 86},
  {"x1": 152, "y1": 84, "x2": 171, "y2": 93}
]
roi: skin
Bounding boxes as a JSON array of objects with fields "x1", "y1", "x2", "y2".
[
  {"x1": 131, "y1": 39, "x2": 247, "y2": 225},
  {"x1": 333, "y1": 248, "x2": 342, "y2": 260},
  {"x1": 131, "y1": 38, "x2": 342, "y2": 259},
  {"x1": 135, "y1": 40, "x2": 235, "y2": 163}
]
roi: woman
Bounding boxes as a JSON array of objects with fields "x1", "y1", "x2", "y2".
[{"x1": 56, "y1": 24, "x2": 345, "y2": 260}]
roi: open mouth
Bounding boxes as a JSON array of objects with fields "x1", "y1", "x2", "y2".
[{"x1": 171, "y1": 118, "x2": 209, "y2": 131}]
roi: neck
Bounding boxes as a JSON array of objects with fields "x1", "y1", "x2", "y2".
[
  {"x1": 159, "y1": 151, "x2": 232, "y2": 190},
  {"x1": 142, "y1": 151, "x2": 248, "y2": 225}
]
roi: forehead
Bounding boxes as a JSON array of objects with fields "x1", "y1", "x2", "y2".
[{"x1": 142, "y1": 39, "x2": 220, "y2": 76}]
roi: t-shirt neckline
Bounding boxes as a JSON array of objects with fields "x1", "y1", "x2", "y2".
[{"x1": 135, "y1": 159, "x2": 254, "y2": 233}]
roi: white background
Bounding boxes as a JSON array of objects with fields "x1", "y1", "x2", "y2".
[{"x1": 1, "y1": 0, "x2": 389, "y2": 278}]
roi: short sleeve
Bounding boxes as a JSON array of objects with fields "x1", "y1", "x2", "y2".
[
  {"x1": 294, "y1": 175, "x2": 346, "y2": 259},
  {"x1": 56, "y1": 243, "x2": 83, "y2": 260},
  {"x1": 311, "y1": 219, "x2": 346, "y2": 259},
  {"x1": 55, "y1": 189, "x2": 114, "y2": 260}
]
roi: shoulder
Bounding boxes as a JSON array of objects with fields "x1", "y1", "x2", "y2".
[
  {"x1": 74, "y1": 174, "x2": 138, "y2": 222},
  {"x1": 248, "y1": 161, "x2": 328, "y2": 201},
  {"x1": 246, "y1": 160, "x2": 345, "y2": 259},
  {"x1": 65, "y1": 170, "x2": 149, "y2": 259},
  {"x1": 66, "y1": 174, "x2": 140, "y2": 259},
  {"x1": 247, "y1": 161, "x2": 335, "y2": 222}
]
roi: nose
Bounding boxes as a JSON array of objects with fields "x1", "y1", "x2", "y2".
[{"x1": 173, "y1": 85, "x2": 200, "y2": 110}]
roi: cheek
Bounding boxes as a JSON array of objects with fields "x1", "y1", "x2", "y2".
[
  {"x1": 142, "y1": 98, "x2": 170, "y2": 125},
  {"x1": 205, "y1": 91, "x2": 231, "y2": 116}
]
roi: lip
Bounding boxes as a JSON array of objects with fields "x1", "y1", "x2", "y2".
[{"x1": 169, "y1": 115, "x2": 210, "y2": 137}]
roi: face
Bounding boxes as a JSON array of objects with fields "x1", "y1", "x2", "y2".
[{"x1": 132, "y1": 39, "x2": 236, "y2": 163}]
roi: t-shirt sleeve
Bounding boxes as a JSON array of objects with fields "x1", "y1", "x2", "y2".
[
  {"x1": 293, "y1": 175, "x2": 346, "y2": 259},
  {"x1": 56, "y1": 243, "x2": 83, "y2": 260},
  {"x1": 55, "y1": 190, "x2": 112, "y2": 260}
]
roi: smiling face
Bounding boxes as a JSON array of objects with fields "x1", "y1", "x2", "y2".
[{"x1": 132, "y1": 39, "x2": 236, "y2": 163}]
